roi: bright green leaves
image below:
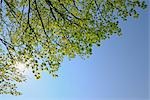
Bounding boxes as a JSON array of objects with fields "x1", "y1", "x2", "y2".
[
  {"x1": 0, "y1": 54, "x2": 26, "y2": 95},
  {"x1": 141, "y1": 1, "x2": 147, "y2": 9},
  {"x1": 0, "y1": 0, "x2": 147, "y2": 95},
  {"x1": 3, "y1": 0, "x2": 146, "y2": 77}
]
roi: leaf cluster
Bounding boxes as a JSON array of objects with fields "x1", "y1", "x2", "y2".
[{"x1": 0, "y1": 0, "x2": 147, "y2": 95}]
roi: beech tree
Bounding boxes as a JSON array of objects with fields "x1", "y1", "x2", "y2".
[{"x1": 0, "y1": 0, "x2": 147, "y2": 95}]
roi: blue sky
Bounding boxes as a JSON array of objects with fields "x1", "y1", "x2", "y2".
[{"x1": 0, "y1": 1, "x2": 149, "y2": 100}]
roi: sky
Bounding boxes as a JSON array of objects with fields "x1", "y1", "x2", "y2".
[{"x1": 0, "y1": 1, "x2": 149, "y2": 100}]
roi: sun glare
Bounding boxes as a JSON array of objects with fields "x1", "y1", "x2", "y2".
[
  {"x1": 15, "y1": 62, "x2": 26, "y2": 71},
  {"x1": 13, "y1": 62, "x2": 30, "y2": 75}
]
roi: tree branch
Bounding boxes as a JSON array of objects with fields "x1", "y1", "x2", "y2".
[
  {"x1": 34, "y1": 0, "x2": 47, "y2": 37},
  {"x1": 3, "y1": 0, "x2": 20, "y2": 25},
  {"x1": 28, "y1": 0, "x2": 30, "y2": 24},
  {"x1": 73, "y1": 0, "x2": 81, "y2": 12},
  {"x1": 0, "y1": 38, "x2": 14, "y2": 58}
]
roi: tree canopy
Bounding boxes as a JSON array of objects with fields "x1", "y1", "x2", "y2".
[{"x1": 0, "y1": 0, "x2": 147, "y2": 95}]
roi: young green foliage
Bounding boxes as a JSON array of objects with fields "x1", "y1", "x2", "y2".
[{"x1": 0, "y1": 0, "x2": 147, "y2": 95}]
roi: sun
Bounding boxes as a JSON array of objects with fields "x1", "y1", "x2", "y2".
[
  {"x1": 15, "y1": 62, "x2": 26, "y2": 72},
  {"x1": 13, "y1": 62, "x2": 30, "y2": 75}
]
